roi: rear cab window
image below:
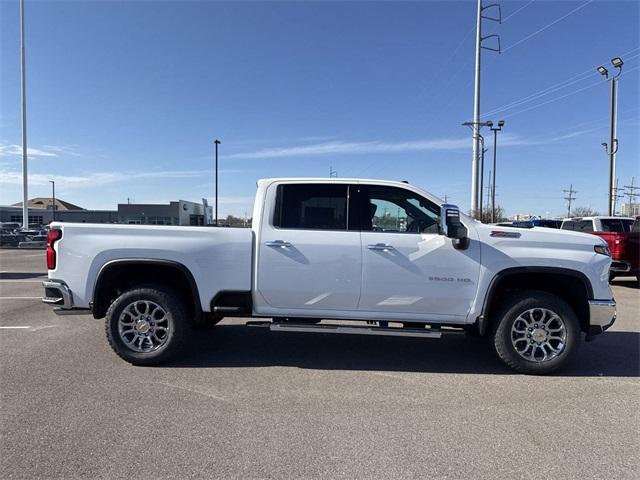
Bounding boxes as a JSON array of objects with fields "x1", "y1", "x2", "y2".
[
  {"x1": 273, "y1": 184, "x2": 357, "y2": 231},
  {"x1": 600, "y1": 219, "x2": 633, "y2": 232}
]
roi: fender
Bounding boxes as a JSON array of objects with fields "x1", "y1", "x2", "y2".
[
  {"x1": 92, "y1": 258, "x2": 202, "y2": 318},
  {"x1": 478, "y1": 266, "x2": 594, "y2": 335}
]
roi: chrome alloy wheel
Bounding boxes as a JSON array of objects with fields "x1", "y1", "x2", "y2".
[
  {"x1": 510, "y1": 308, "x2": 567, "y2": 363},
  {"x1": 118, "y1": 300, "x2": 170, "y2": 353}
]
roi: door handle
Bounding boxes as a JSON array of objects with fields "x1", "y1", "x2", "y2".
[
  {"x1": 265, "y1": 240, "x2": 292, "y2": 248},
  {"x1": 367, "y1": 243, "x2": 394, "y2": 251}
]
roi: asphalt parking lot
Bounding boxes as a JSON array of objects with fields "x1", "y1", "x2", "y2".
[{"x1": 1, "y1": 249, "x2": 638, "y2": 479}]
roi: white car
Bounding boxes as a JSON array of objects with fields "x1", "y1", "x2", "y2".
[{"x1": 42, "y1": 178, "x2": 616, "y2": 374}]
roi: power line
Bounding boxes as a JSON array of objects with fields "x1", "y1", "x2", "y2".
[
  {"x1": 563, "y1": 184, "x2": 577, "y2": 218},
  {"x1": 502, "y1": 0, "x2": 536, "y2": 23},
  {"x1": 624, "y1": 177, "x2": 639, "y2": 207},
  {"x1": 499, "y1": 66, "x2": 639, "y2": 120},
  {"x1": 483, "y1": 48, "x2": 640, "y2": 117},
  {"x1": 503, "y1": 0, "x2": 595, "y2": 53}
]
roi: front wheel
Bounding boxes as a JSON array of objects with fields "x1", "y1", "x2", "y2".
[
  {"x1": 492, "y1": 291, "x2": 580, "y2": 375},
  {"x1": 105, "y1": 286, "x2": 188, "y2": 365}
]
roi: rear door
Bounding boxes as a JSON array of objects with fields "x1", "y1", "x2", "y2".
[
  {"x1": 255, "y1": 182, "x2": 362, "y2": 312},
  {"x1": 356, "y1": 184, "x2": 481, "y2": 320}
]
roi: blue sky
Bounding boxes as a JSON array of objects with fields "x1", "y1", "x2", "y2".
[{"x1": 1, "y1": 0, "x2": 638, "y2": 217}]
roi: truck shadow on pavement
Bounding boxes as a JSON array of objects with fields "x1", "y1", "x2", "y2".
[
  {"x1": 0, "y1": 272, "x2": 47, "y2": 280},
  {"x1": 169, "y1": 326, "x2": 640, "y2": 377}
]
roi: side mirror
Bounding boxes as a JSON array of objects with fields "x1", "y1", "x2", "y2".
[{"x1": 440, "y1": 204, "x2": 469, "y2": 250}]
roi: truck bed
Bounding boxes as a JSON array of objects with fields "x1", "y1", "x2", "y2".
[{"x1": 49, "y1": 223, "x2": 253, "y2": 310}]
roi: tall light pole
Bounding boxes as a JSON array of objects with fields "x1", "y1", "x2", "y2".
[
  {"x1": 478, "y1": 133, "x2": 487, "y2": 221},
  {"x1": 464, "y1": 120, "x2": 492, "y2": 221},
  {"x1": 49, "y1": 180, "x2": 55, "y2": 222},
  {"x1": 470, "y1": 0, "x2": 501, "y2": 217},
  {"x1": 20, "y1": 0, "x2": 29, "y2": 230},
  {"x1": 214, "y1": 139, "x2": 221, "y2": 226},
  {"x1": 489, "y1": 120, "x2": 505, "y2": 223},
  {"x1": 597, "y1": 57, "x2": 623, "y2": 216}
]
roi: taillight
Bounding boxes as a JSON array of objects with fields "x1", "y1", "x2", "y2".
[{"x1": 46, "y1": 229, "x2": 62, "y2": 270}]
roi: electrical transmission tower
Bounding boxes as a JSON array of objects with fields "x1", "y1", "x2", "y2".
[
  {"x1": 469, "y1": 0, "x2": 502, "y2": 217},
  {"x1": 624, "y1": 176, "x2": 639, "y2": 214},
  {"x1": 563, "y1": 184, "x2": 577, "y2": 217}
]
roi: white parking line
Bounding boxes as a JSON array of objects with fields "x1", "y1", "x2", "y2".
[
  {"x1": 0, "y1": 325, "x2": 58, "y2": 332},
  {"x1": 0, "y1": 280, "x2": 45, "y2": 283},
  {"x1": 0, "y1": 296, "x2": 42, "y2": 300}
]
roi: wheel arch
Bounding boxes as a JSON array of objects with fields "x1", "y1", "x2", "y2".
[
  {"x1": 478, "y1": 267, "x2": 593, "y2": 335},
  {"x1": 92, "y1": 259, "x2": 202, "y2": 320}
]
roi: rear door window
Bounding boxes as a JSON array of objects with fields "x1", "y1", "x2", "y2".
[{"x1": 273, "y1": 184, "x2": 349, "y2": 230}]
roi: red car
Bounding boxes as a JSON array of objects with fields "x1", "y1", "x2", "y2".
[{"x1": 561, "y1": 216, "x2": 639, "y2": 283}]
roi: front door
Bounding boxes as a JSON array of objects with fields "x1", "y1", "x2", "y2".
[
  {"x1": 356, "y1": 184, "x2": 481, "y2": 320},
  {"x1": 256, "y1": 183, "x2": 362, "y2": 313}
]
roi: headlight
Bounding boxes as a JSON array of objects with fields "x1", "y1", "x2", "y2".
[{"x1": 594, "y1": 244, "x2": 611, "y2": 256}]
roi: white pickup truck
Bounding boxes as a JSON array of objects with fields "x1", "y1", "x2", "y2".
[{"x1": 42, "y1": 178, "x2": 616, "y2": 374}]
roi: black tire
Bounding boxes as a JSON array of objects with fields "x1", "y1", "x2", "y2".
[
  {"x1": 105, "y1": 285, "x2": 188, "y2": 366},
  {"x1": 491, "y1": 290, "x2": 580, "y2": 375}
]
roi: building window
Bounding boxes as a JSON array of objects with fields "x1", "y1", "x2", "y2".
[
  {"x1": 189, "y1": 215, "x2": 204, "y2": 226},
  {"x1": 9, "y1": 215, "x2": 44, "y2": 224}
]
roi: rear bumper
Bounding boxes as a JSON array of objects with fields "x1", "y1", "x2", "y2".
[
  {"x1": 42, "y1": 281, "x2": 73, "y2": 309},
  {"x1": 586, "y1": 299, "x2": 616, "y2": 339}
]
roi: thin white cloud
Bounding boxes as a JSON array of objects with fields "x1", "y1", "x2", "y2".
[
  {"x1": 0, "y1": 144, "x2": 59, "y2": 158},
  {"x1": 225, "y1": 134, "x2": 531, "y2": 160},
  {"x1": 551, "y1": 127, "x2": 602, "y2": 142},
  {"x1": 0, "y1": 169, "x2": 214, "y2": 188},
  {"x1": 41, "y1": 145, "x2": 82, "y2": 157}
]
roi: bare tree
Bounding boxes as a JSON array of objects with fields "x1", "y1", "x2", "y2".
[{"x1": 571, "y1": 206, "x2": 599, "y2": 217}]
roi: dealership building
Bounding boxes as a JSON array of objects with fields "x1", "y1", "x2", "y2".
[{"x1": 0, "y1": 198, "x2": 212, "y2": 226}]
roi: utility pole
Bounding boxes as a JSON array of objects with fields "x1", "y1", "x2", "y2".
[
  {"x1": 489, "y1": 120, "x2": 505, "y2": 223},
  {"x1": 49, "y1": 180, "x2": 55, "y2": 222},
  {"x1": 470, "y1": 0, "x2": 501, "y2": 217},
  {"x1": 597, "y1": 57, "x2": 624, "y2": 216},
  {"x1": 20, "y1": 0, "x2": 28, "y2": 230},
  {"x1": 329, "y1": 166, "x2": 338, "y2": 178},
  {"x1": 214, "y1": 139, "x2": 221, "y2": 226},
  {"x1": 563, "y1": 184, "x2": 577, "y2": 218},
  {"x1": 612, "y1": 178, "x2": 624, "y2": 215}
]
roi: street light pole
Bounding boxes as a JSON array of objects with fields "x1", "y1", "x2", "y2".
[
  {"x1": 489, "y1": 120, "x2": 505, "y2": 223},
  {"x1": 49, "y1": 180, "x2": 55, "y2": 222},
  {"x1": 214, "y1": 139, "x2": 221, "y2": 226},
  {"x1": 607, "y1": 75, "x2": 618, "y2": 216},
  {"x1": 20, "y1": 0, "x2": 29, "y2": 230},
  {"x1": 597, "y1": 57, "x2": 623, "y2": 216},
  {"x1": 478, "y1": 134, "x2": 486, "y2": 221}
]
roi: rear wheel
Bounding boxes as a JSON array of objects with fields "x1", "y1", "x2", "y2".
[
  {"x1": 105, "y1": 286, "x2": 188, "y2": 365},
  {"x1": 491, "y1": 291, "x2": 580, "y2": 375}
]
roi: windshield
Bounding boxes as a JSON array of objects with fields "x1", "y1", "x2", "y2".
[{"x1": 600, "y1": 219, "x2": 634, "y2": 232}]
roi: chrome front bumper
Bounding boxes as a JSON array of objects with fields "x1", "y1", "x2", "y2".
[
  {"x1": 586, "y1": 299, "x2": 616, "y2": 339},
  {"x1": 42, "y1": 281, "x2": 73, "y2": 309}
]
